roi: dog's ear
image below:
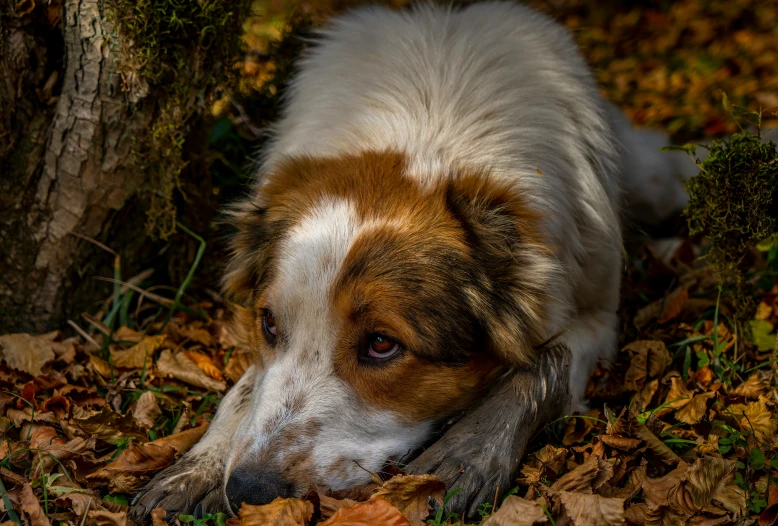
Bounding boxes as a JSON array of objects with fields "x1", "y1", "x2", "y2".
[
  {"x1": 444, "y1": 173, "x2": 560, "y2": 366},
  {"x1": 221, "y1": 196, "x2": 282, "y2": 306}
]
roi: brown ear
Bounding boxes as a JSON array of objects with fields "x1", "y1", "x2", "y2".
[
  {"x1": 221, "y1": 195, "x2": 284, "y2": 306},
  {"x1": 444, "y1": 173, "x2": 559, "y2": 366}
]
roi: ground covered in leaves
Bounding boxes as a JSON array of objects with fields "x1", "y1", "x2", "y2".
[{"x1": 3, "y1": 1, "x2": 778, "y2": 526}]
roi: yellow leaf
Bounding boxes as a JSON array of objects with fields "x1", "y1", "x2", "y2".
[{"x1": 111, "y1": 335, "x2": 167, "y2": 369}]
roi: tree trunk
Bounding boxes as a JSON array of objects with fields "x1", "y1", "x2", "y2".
[{"x1": 0, "y1": 0, "x2": 247, "y2": 333}]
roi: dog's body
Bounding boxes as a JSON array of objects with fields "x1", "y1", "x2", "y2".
[{"x1": 132, "y1": 2, "x2": 692, "y2": 519}]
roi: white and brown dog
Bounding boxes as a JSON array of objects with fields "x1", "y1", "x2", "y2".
[{"x1": 131, "y1": 1, "x2": 692, "y2": 519}]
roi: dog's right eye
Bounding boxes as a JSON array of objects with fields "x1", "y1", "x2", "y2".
[{"x1": 261, "y1": 310, "x2": 277, "y2": 344}]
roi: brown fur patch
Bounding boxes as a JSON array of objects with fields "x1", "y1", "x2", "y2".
[{"x1": 225, "y1": 149, "x2": 556, "y2": 420}]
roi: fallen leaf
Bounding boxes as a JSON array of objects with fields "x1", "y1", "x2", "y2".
[
  {"x1": 728, "y1": 399, "x2": 776, "y2": 443},
  {"x1": 156, "y1": 350, "x2": 226, "y2": 391},
  {"x1": 90, "y1": 354, "x2": 113, "y2": 379},
  {"x1": 111, "y1": 335, "x2": 166, "y2": 369},
  {"x1": 551, "y1": 456, "x2": 614, "y2": 493},
  {"x1": 733, "y1": 373, "x2": 769, "y2": 399},
  {"x1": 658, "y1": 287, "x2": 690, "y2": 323},
  {"x1": 317, "y1": 494, "x2": 359, "y2": 520},
  {"x1": 237, "y1": 497, "x2": 313, "y2": 526},
  {"x1": 177, "y1": 323, "x2": 216, "y2": 347},
  {"x1": 114, "y1": 327, "x2": 143, "y2": 343},
  {"x1": 86, "y1": 425, "x2": 207, "y2": 493},
  {"x1": 643, "y1": 458, "x2": 745, "y2": 520},
  {"x1": 555, "y1": 491, "x2": 626, "y2": 526},
  {"x1": 16, "y1": 483, "x2": 52, "y2": 526},
  {"x1": 0, "y1": 332, "x2": 57, "y2": 376},
  {"x1": 676, "y1": 392, "x2": 715, "y2": 425},
  {"x1": 151, "y1": 508, "x2": 167, "y2": 526},
  {"x1": 88, "y1": 509, "x2": 129, "y2": 526},
  {"x1": 759, "y1": 479, "x2": 778, "y2": 526},
  {"x1": 370, "y1": 474, "x2": 445, "y2": 526},
  {"x1": 185, "y1": 351, "x2": 224, "y2": 381},
  {"x1": 71, "y1": 406, "x2": 146, "y2": 445},
  {"x1": 86, "y1": 442, "x2": 176, "y2": 494},
  {"x1": 623, "y1": 341, "x2": 671, "y2": 392},
  {"x1": 133, "y1": 391, "x2": 161, "y2": 430},
  {"x1": 320, "y1": 497, "x2": 410, "y2": 526},
  {"x1": 484, "y1": 495, "x2": 548, "y2": 525},
  {"x1": 750, "y1": 319, "x2": 776, "y2": 351}
]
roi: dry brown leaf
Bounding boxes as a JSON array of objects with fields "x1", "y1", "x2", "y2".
[
  {"x1": 675, "y1": 392, "x2": 715, "y2": 425},
  {"x1": 759, "y1": 480, "x2": 778, "y2": 526},
  {"x1": 623, "y1": 341, "x2": 671, "y2": 392},
  {"x1": 151, "y1": 508, "x2": 167, "y2": 526},
  {"x1": 483, "y1": 495, "x2": 548, "y2": 525},
  {"x1": 111, "y1": 335, "x2": 166, "y2": 369},
  {"x1": 237, "y1": 497, "x2": 313, "y2": 526},
  {"x1": 133, "y1": 391, "x2": 162, "y2": 430},
  {"x1": 85, "y1": 425, "x2": 206, "y2": 493},
  {"x1": 728, "y1": 399, "x2": 777, "y2": 443},
  {"x1": 643, "y1": 458, "x2": 745, "y2": 520},
  {"x1": 151, "y1": 423, "x2": 208, "y2": 453},
  {"x1": 17, "y1": 483, "x2": 52, "y2": 526},
  {"x1": 624, "y1": 503, "x2": 646, "y2": 526},
  {"x1": 521, "y1": 444, "x2": 569, "y2": 484},
  {"x1": 156, "y1": 350, "x2": 226, "y2": 391},
  {"x1": 318, "y1": 494, "x2": 359, "y2": 520},
  {"x1": 88, "y1": 509, "x2": 129, "y2": 526},
  {"x1": 555, "y1": 491, "x2": 626, "y2": 526},
  {"x1": 551, "y1": 456, "x2": 613, "y2": 493},
  {"x1": 39, "y1": 436, "x2": 97, "y2": 471},
  {"x1": 87, "y1": 441, "x2": 177, "y2": 493},
  {"x1": 632, "y1": 378, "x2": 659, "y2": 412},
  {"x1": 114, "y1": 327, "x2": 143, "y2": 343},
  {"x1": 599, "y1": 435, "x2": 642, "y2": 452},
  {"x1": 563, "y1": 409, "x2": 602, "y2": 445},
  {"x1": 0, "y1": 332, "x2": 57, "y2": 376},
  {"x1": 599, "y1": 460, "x2": 647, "y2": 501},
  {"x1": 733, "y1": 373, "x2": 770, "y2": 399},
  {"x1": 177, "y1": 323, "x2": 216, "y2": 347},
  {"x1": 185, "y1": 351, "x2": 224, "y2": 381},
  {"x1": 71, "y1": 406, "x2": 146, "y2": 445},
  {"x1": 369, "y1": 474, "x2": 445, "y2": 526},
  {"x1": 654, "y1": 376, "x2": 694, "y2": 419},
  {"x1": 658, "y1": 287, "x2": 689, "y2": 323},
  {"x1": 90, "y1": 354, "x2": 113, "y2": 379},
  {"x1": 320, "y1": 497, "x2": 410, "y2": 526}
]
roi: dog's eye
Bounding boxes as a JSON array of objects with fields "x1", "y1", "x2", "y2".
[
  {"x1": 262, "y1": 310, "x2": 277, "y2": 343},
  {"x1": 367, "y1": 334, "x2": 401, "y2": 360}
]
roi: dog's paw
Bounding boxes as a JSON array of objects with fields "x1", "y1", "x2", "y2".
[
  {"x1": 129, "y1": 453, "x2": 226, "y2": 524},
  {"x1": 406, "y1": 443, "x2": 508, "y2": 518}
]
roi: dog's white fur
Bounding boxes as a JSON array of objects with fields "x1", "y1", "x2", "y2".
[{"x1": 133, "y1": 2, "x2": 694, "y2": 518}]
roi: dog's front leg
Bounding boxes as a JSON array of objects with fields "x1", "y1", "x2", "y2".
[
  {"x1": 130, "y1": 364, "x2": 259, "y2": 523},
  {"x1": 406, "y1": 344, "x2": 570, "y2": 517}
]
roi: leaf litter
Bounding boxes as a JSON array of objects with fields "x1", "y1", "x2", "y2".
[{"x1": 4, "y1": 0, "x2": 778, "y2": 525}]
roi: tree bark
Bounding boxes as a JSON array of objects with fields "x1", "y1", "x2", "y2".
[{"x1": 0, "y1": 0, "x2": 158, "y2": 332}]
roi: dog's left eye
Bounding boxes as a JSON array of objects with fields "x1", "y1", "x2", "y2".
[
  {"x1": 366, "y1": 334, "x2": 401, "y2": 360},
  {"x1": 261, "y1": 310, "x2": 277, "y2": 343}
]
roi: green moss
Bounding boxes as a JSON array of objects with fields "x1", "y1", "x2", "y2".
[
  {"x1": 103, "y1": 0, "x2": 251, "y2": 239},
  {"x1": 681, "y1": 104, "x2": 778, "y2": 322}
]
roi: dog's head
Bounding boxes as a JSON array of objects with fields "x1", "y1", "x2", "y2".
[{"x1": 221, "y1": 150, "x2": 559, "y2": 508}]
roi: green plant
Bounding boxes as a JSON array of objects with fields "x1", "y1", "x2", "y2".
[
  {"x1": 669, "y1": 97, "x2": 778, "y2": 323},
  {"x1": 427, "y1": 488, "x2": 463, "y2": 526}
]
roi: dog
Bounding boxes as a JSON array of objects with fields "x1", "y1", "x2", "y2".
[{"x1": 131, "y1": 1, "x2": 693, "y2": 519}]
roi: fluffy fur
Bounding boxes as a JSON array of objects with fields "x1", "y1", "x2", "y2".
[{"x1": 131, "y1": 2, "x2": 694, "y2": 520}]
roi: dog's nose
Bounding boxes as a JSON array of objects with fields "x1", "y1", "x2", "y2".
[{"x1": 225, "y1": 467, "x2": 293, "y2": 513}]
